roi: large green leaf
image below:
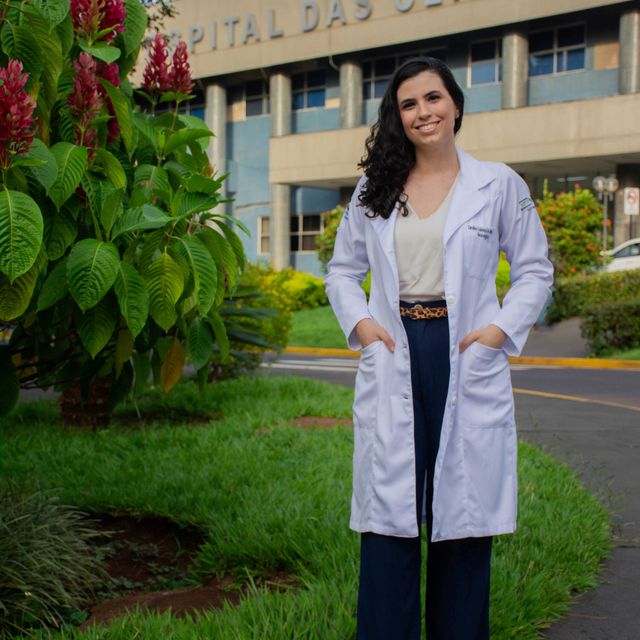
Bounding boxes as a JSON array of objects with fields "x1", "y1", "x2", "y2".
[
  {"x1": 21, "y1": 6, "x2": 63, "y2": 115},
  {"x1": 207, "y1": 309, "x2": 230, "y2": 361},
  {"x1": 219, "y1": 223, "x2": 247, "y2": 270},
  {"x1": 100, "y1": 79, "x2": 133, "y2": 154},
  {"x1": 48, "y1": 143, "x2": 88, "y2": 210},
  {"x1": 199, "y1": 226, "x2": 239, "y2": 291},
  {"x1": 160, "y1": 336, "x2": 185, "y2": 392},
  {"x1": 67, "y1": 239, "x2": 120, "y2": 312},
  {"x1": 0, "y1": 347, "x2": 19, "y2": 417},
  {"x1": 135, "y1": 164, "x2": 171, "y2": 198},
  {"x1": 32, "y1": 0, "x2": 69, "y2": 26},
  {"x1": 177, "y1": 192, "x2": 219, "y2": 218},
  {"x1": 94, "y1": 149, "x2": 126, "y2": 189},
  {"x1": 114, "y1": 262, "x2": 149, "y2": 338},
  {"x1": 175, "y1": 236, "x2": 217, "y2": 315},
  {"x1": 133, "y1": 113, "x2": 159, "y2": 154},
  {"x1": 187, "y1": 317, "x2": 214, "y2": 370},
  {"x1": 26, "y1": 140, "x2": 58, "y2": 191},
  {"x1": 111, "y1": 205, "x2": 173, "y2": 240},
  {"x1": 164, "y1": 128, "x2": 214, "y2": 157},
  {"x1": 0, "y1": 21, "x2": 43, "y2": 82},
  {"x1": 101, "y1": 188, "x2": 124, "y2": 237},
  {"x1": 122, "y1": 0, "x2": 147, "y2": 56},
  {"x1": 0, "y1": 253, "x2": 45, "y2": 321},
  {"x1": 37, "y1": 257, "x2": 68, "y2": 311},
  {"x1": 79, "y1": 40, "x2": 121, "y2": 63},
  {"x1": 115, "y1": 327, "x2": 134, "y2": 377},
  {"x1": 187, "y1": 175, "x2": 222, "y2": 196},
  {"x1": 44, "y1": 208, "x2": 77, "y2": 260},
  {"x1": 0, "y1": 190, "x2": 44, "y2": 282},
  {"x1": 144, "y1": 252, "x2": 184, "y2": 331},
  {"x1": 78, "y1": 297, "x2": 118, "y2": 358}
]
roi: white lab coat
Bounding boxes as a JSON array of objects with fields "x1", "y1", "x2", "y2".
[{"x1": 325, "y1": 147, "x2": 553, "y2": 541}]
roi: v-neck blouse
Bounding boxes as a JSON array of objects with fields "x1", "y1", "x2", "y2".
[{"x1": 394, "y1": 177, "x2": 458, "y2": 302}]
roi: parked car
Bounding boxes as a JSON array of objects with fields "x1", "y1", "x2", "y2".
[{"x1": 605, "y1": 237, "x2": 640, "y2": 272}]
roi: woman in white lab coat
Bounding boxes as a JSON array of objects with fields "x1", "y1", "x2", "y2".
[{"x1": 325, "y1": 57, "x2": 553, "y2": 640}]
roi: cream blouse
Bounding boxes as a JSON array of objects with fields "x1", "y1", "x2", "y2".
[{"x1": 394, "y1": 177, "x2": 458, "y2": 302}]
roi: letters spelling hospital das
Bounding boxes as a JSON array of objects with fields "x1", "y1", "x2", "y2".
[{"x1": 171, "y1": 0, "x2": 444, "y2": 52}]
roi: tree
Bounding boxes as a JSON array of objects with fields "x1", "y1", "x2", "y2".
[
  {"x1": 0, "y1": 0, "x2": 245, "y2": 424},
  {"x1": 536, "y1": 183, "x2": 605, "y2": 277}
]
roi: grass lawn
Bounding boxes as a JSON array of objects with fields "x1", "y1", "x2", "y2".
[
  {"x1": 0, "y1": 376, "x2": 610, "y2": 639},
  {"x1": 602, "y1": 346, "x2": 640, "y2": 360},
  {"x1": 288, "y1": 306, "x2": 345, "y2": 349}
]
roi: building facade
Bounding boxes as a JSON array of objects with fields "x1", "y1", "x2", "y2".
[{"x1": 157, "y1": 0, "x2": 640, "y2": 275}]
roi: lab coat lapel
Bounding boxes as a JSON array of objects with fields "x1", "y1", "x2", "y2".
[{"x1": 444, "y1": 148, "x2": 496, "y2": 246}]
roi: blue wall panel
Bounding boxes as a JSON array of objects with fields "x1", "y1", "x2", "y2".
[
  {"x1": 529, "y1": 68, "x2": 618, "y2": 105},
  {"x1": 293, "y1": 108, "x2": 340, "y2": 133}
]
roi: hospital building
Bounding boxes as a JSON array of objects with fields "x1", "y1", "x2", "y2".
[{"x1": 159, "y1": 0, "x2": 640, "y2": 275}]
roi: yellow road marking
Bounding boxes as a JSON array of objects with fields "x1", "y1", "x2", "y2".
[
  {"x1": 284, "y1": 347, "x2": 640, "y2": 369},
  {"x1": 513, "y1": 388, "x2": 640, "y2": 412}
]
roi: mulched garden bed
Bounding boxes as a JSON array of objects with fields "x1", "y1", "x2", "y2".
[{"x1": 83, "y1": 514, "x2": 297, "y2": 628}]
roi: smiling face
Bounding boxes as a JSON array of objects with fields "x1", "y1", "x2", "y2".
[{"x1": 396, "y1": 70, "x2": 459, "y2": 153}]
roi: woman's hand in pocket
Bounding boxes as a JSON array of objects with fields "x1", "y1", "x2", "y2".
[
  {"x1": 356, "y1": 318, "x2": 395, "y2": 353},
  {"x1": 459, "y1": 324, "x2": 507, "y2": 353}
]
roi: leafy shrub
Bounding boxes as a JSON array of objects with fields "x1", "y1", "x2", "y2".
[
  {"x1": 316, "y1": 206, "x2": 344, "y2": 273},
  {"x1": 0, "y1": 485, "x2": 105, "y2": 638},
  {"x1": 545, "y1": 270, "x2": 640, "y2": 323},
  {"x1": 0, "y1": 0, "x2": 244, "y2": 422},
  {"x1": 537, "y1": 185, "x2": 604, "y2": 277},
  {"x1": 246, "y1": 262, "x2": 327, "y2": 312},
  {"x1": 581, "y1": 300, "x2": 640, "y2": 355}
]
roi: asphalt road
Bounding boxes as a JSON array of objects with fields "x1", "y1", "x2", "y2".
[{"x1": 261, "y1": 353, "x2": 640, "y2": 640}]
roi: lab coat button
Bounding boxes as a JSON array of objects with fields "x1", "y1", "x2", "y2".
[{"x1": 446, "y1": 295, "x2": 456, "y2": 306}]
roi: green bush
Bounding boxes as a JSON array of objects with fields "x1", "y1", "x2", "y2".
[
  {"x1": 545, "y1": 270, "x2": 640, "y2": 323},
  {"x1": 537, "y1": 184, "x2": 605, "y2": 277},
  {"x1": 246, "y1": 262, "x2": 327, "y2": 312},
  {"x1": 0, "y1": 485, "x2": 105, "y2": 638},
  {"x1": 581, "y1": 300, "x2": 640, "y2": 355},
  {"x1": 316, "y1": 206, "x2": 344, "y2": 273}
]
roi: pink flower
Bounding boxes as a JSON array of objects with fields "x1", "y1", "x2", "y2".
[
  {"x1": 142, "y1": 34, "x2": 171, "y2": 95},
  {"x1": 71, "y1": 0, "x2": 126, "y2": 44},
  {"x1": 0, "y1": 60, "x2": 37, "y2": 170},
  {"x1": 68, "y1": 52, "x2": 104, "y2": 148},
  {"x1": 169, "y1": 41, "x2": 193, "y2": 95}
]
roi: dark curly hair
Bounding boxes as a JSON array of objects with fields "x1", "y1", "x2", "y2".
[{"x1": 358, "y1": 57, "x2": 465, "y2": 219}]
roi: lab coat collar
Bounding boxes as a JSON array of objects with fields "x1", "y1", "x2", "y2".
[
  {"x1": 444, "y1": 147, "x2": 496, "y2": 245},
  {"x1": 369, "y1": 147, "x2": 497, "y2": 254}
]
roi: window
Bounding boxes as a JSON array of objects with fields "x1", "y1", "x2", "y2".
[
  {"x1": 292, "y1": 71, "x2": 326, "y2": 110},
  {"x1": 529, "y1": 25, "x2": 586, "y2": 76},
  {"x1": 469, "y1": 40, "x2": 501, "y2": 85},
  {"x1": 257, "y1": 214, "x2": 323, "y2": 253},
  {"x1": 226, "y1": 81, "x2": 269, "y2": 118},
  {"x1": 258, "y1": 217, "x2": 270, "y2": 254},
  {"x1": 291, "y1": 214, "x2": 323, "y2": 252},
  {"x1": 363, "y1": 57, "x2": 395, "y2": 100},
  {"x1": 362, "y1": 49, "x2": 447, "y2": 100}
]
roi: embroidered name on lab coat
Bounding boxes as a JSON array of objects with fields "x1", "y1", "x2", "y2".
[{"x1": 468, "y1": 224, "x2": 493, "y2": 240}]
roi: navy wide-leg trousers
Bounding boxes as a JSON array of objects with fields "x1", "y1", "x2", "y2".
[{"x1": 356, "y1": 302, "x2": 493, "y2": 640}]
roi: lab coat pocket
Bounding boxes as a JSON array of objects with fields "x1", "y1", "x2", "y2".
[
  {"x1": 463, "y1": 422, "x2": 517, "y2": 529},
  {"x1": 460, "y1": 341, "x2": 514, "y2": 427},
  {"x1": 462, "y1": 226, "x2": 497, "y2": 280},
  {"x1": 353, "y1": 340, "x2": 381, "y2": 429}
]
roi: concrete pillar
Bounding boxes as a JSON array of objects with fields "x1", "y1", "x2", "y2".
[
  {"x1": 613, "y1": 164, "x2": 640, "y2": 244},
  {"x1": 502, "y1": 31, "x2": 528, "y2": 109},
  {"x1": 619, "y1": 10, "x2": 640, "y2": 94},
  {"x1": 269, "y1": 72, "x2": 292, "y2": 270},
  {"x1": 339, "y1": 60, "x2": 363, "y2": 128},
  {"x1": 205, "y1": 83, "x2": 226, "y2": 183}
]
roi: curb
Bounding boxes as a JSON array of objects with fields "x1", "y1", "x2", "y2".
[{"x1": 284, "y1": 346, "x2": 640, "y2": 370}]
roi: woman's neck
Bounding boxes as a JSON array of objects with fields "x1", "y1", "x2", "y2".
[{"x1": 413, "y1": 143, "x2": 459, "y2": 177}]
